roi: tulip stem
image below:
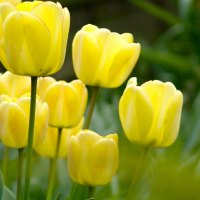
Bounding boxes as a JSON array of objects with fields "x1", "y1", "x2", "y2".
[
  {"x1": 17, "y1": 148, "x2": 24, "y2": 200},
  {"x1": 2, "y1": 145, "x2": 9, "y2": 185},
  {"x1": 88, "y1": 186, "x2": 95, "y2": 199},
  {"x1": 127, "y1": 147, "x2": 149, "y2": 199},
  {"x1": 84, "y1": 87, "x2": 99, "y2": 129},
  {"x1": 46, "y1": 128, "x2": 62, "y2": 200},
  {"x1": 24, "y1": 76, "x2": 38, "y2": 200}
]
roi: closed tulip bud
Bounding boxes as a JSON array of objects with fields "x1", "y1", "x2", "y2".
[
  {"x1": 0, "y1": 71, "x2": 30, "y2": 97},
  {"x1": 73, "y1": 24, "x2": 141, "y2": 88},
  {"x1": 34, "y1": 118, "x2": 83, "y2": 158},
  {"x1": 0, "y1": 94, "x2": 49, "y2": 148},
  {"x1": 67, "y1": 130, "x2": 119, "y2": 186},
  {"x1": 44, "y1": 80, "x2": 87, "y2": 128},
  {"x1": 119, "y1": 78, "x2": 183, "y2": 148},
  {"x1": 0, "y1": 1, "x2": 70, "y2": 76}
]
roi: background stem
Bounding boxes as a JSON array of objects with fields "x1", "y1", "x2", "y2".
[
  {"x1": 2, "y1": 146, "x2": 9, "y2": 185},
  {"x1": 24, "y1": 76, "x2": 38, "y2": 200},
  {"x1": 46, "y1": 128, "x2": 62, "y2": 200},
  {"x1": 17, "y1": 148, "x2": 24, "y2": 200},
  {"x1": 128, "y1": 147, "x2": 149, "y2": 199},
  {"x1": 84, "y1": 87, "x2": 99, "y2": 129}
]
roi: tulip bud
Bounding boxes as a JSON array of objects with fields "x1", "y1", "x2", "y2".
[
  {"x1": 119, "y1": 78, "x2": 183, "y2": 147},
  {"x1": 34, "y1": 118, "x2": 83, "y2": 158},
  {"x1": 0, "y1": 94, "x2": 49, "y2": 148},
  {"x1": 0, "y1": 71, "x2": 30, "y2": 97},
  {"x1": 67, "y1": 130, "x2": 119, "y2": 186},
  {"x1": 0, "y1": 1, "x2": 70, "y2": 76},
  {"x1": 73, "y1": 24, "x2": 141, "y2": 88},
  {"x1": 43, "y1": 80, "x2": 87, "y2": 128}
]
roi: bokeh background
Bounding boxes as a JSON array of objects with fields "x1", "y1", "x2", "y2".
[{"x1": 1, "y1": 0, "x2": 200, "y2": 199}]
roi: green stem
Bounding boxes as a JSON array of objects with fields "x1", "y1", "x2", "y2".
[
  {"x1": 84, "y1": 87, "x2": 99, "y2": 129},
  {"x1": 46, "y1": 128, "x2": 62, "y2": 200},
  {"x1": 127, "y1": 147, "x2": 149, "y2": 200},
  {"x1": 88, "y1": 186, "x2": 95, "y2": 200},
  {"x1": 17, "y1": 148, "x2": 24, "y2": 200},
  {"x1": 129, "y1": 0, "x2": 180, "y2": 25},
  {"x1": 2, "y1": 146, "x2": 9, "y2": 185},
  {"x1": 23, "y1": 76, "x2": 38, "y2": 200}
]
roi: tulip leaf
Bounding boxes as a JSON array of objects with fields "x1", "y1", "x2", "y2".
[{"x1": 3, "y1": 186, "x2": 15, "y2": 200}]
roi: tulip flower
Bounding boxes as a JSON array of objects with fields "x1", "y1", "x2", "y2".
[
  {"x1": 0, "y1": 1, "x2": 70, "y2": 76},
  {"x1": 67, "y1": 130, "x2": 119, "y2": 186},
  {"x1": 0, "y1": 94, "x2": 49, "y2": 148},
  {"x1": 34, "y1": 118, "x2": 83, "y2": 158},
  {"x1": 43, "y1": 80, "x2": 87, "y2": 128},
  {"x1": 72, "y1": 24, "x2": 141, "y2": 88},
  {"x1": 119, "y1": 77, "x2": 183, "y2": 147},
  {"x1": 0, "y1": 71, "x2": 30, "y2": 97}
]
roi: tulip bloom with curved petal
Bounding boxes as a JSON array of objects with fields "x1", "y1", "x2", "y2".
[
  {"x1": 0, "y1": 71, "x2": 30, "y2": 97},
  {"x1": 43, "y1": 80, "x2": 87, "y2": 128},
  {"x1": 0, "y1": 1, "x2": 70, "y2": 76},
  {"x1": 67, "y1": 130, "x2": 119, "y2": 186},
  {"x1": 73, "y1": 24, "x2": 141, "y2": 88},
  {"x1": 0, "y1": 94, "x2": 49, "y2": 148},
  {"x1": 119, "y1": 78, "x2": 183, "y2": 148},
  {"x1": 34, "y1": 118, "x2": 83, "y2": 158}
]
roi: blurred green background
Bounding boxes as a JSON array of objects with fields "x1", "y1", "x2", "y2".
[{"x1": 1, "y1": 0, "x2": 200, "y2": 199}]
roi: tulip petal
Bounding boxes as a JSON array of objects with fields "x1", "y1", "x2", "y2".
[
  {"x1": 67, "y1": 136, "x2": 82, "y2": 183},
  {"x1": 73, "y1": 31, "x2": 100, "y2": 85},
  {"x1": 87, "y1": 138, "x2": 118, "y2": 185},
  {"x1": 119, "y1": 86, "x2": 153, "y2": 145},
  {"x1": 107, "y1": 43, "x2": 141, "y2": 87},
  {"x1": 2, "y1": 11, "x2": 51, "y2": 75},
  {"x1": 160, "y1": 91, "x2": 183, "y2": 147},
  {"x1": 0, "y1": 102, "x2": 28, "y2": 148}
]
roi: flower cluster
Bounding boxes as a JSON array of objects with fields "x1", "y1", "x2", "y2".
[{"x1": 0, "y1": 0, "x2": 183, "y2": 199}]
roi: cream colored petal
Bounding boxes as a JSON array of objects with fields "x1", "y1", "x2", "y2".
[
  {"x1": 119, "y1": 86, "x2": 153, "y2": 145},
  {"x1": 81, "y1": 24, "x2": 98, "y2": 32},
  {"x1": 72, "y1": 31, "x2": 100, "y2": 85},
  {"x1": 67, "y1": 136, "x2": 82, "y2": 183},
  {"x1": 121, "y1": 33, "x2": 133, "y2": 43},
  {"x1": 34, "y1": 102, "x2": 49, "y2": 146},
  {"x1": 159, "y1": 91, "x2": 183, "y2": 147},
  {"x1": 32, "y1": 2, "x2": 69, "y2": 75},
  {"x1": 87, "y1": 138, "x2": 118, "y2": 185},
  {"x1": 107, "y1": 43, "x2": 141, "y2": 88},
  {"x1": 2, "y1": 11, "x2": 51, "y2": 76},
  {"x1": 37, "y1": 77, "x2": 56, "y2": 100},
  {"x1": 0, "y1": 102, "x2": 28, "y2": 148}
]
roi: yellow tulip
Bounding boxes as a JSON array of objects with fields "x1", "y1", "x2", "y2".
[
  {"x1": 0, "y1": 94, "x2": 49, "y2": 148},
  {"x1": 34, "y1": 118, "x2": 83, "y2": 158},
  {"x1": 119, "y1": 78, "x2": 183, "y2": 148},
  {"x1": 72, "y1": 24, "x2": 141, "y2": 88},
  {"x1": 67, "y1": 130, "x2": 119, "y2": 186},
  {"x1": 0, "y1": 71, "x2": 30, "y2": 97},
  {"x1": 43, "y1": 80, "x2": 87, "y2": 128},
  {"x1": 0, "y1": 1, "x2": 70, "y2": 76},
  {"x1": 0, "y1": 0, "x2": 21, "y2": 5}
]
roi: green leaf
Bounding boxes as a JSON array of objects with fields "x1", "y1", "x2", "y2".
[{"x1": 3, "y1": 186, "x2": 15, "y2": 200}]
